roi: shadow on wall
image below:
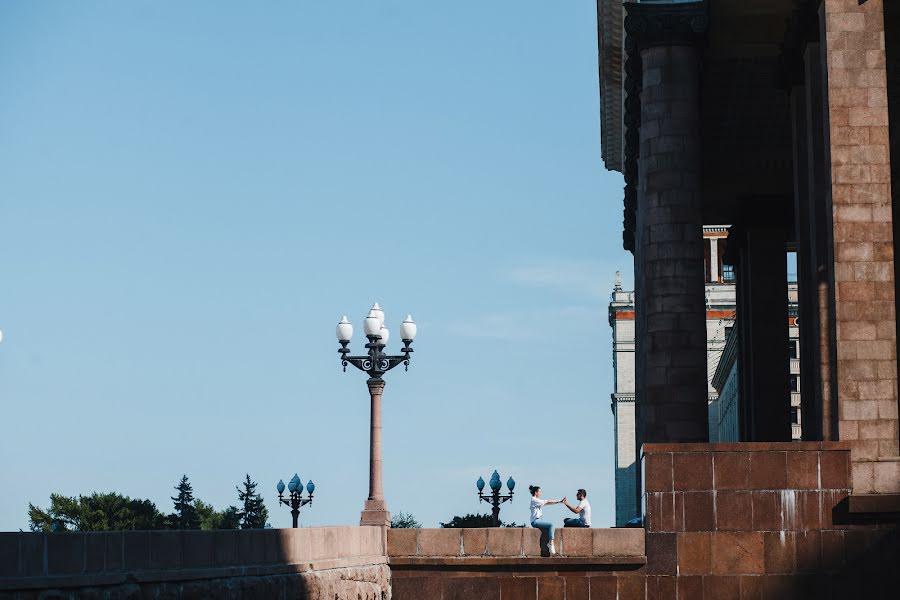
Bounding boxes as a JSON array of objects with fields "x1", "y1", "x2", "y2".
[{"x1": 0, "y1": 526, "x2": 390, "y2": 599}]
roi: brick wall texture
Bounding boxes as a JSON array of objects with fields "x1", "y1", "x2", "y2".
[{"x1": 823, "y1": 0, "x2": 900, "y2": 483}]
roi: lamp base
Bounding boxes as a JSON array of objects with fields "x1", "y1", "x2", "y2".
[{"x1": 360, "y1": 499, "x2": 390, "y2": 527}]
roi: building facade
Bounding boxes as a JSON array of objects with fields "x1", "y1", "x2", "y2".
[
  {"x1": 611, "y1": 229, "x2": 806, "y2": 525},
  {"x1": 598, "y1": 0, "x2": 900, "y2": 498}
]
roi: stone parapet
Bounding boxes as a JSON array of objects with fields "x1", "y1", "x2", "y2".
[
  {"x1": 0, "y1": 526, "x2": 389, "y2": 598},
  {"x1": 387, "y1": 527, "x2": 645, "y2": 560}
]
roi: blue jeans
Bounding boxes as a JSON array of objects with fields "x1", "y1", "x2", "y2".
[
  {"x1": 564, "y1": 518, "x2": 588, "y2": 528},
  {"x1": 531, "y1": 519, "x2": 555, "y2": 540}
]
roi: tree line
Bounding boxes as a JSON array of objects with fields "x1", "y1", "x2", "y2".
[
  {"x1": 28, "y1": 474, "x2": 269, "y2": 532},
  {"x1": 390, "y1": 512, "x2": 522, "y2": 528}
]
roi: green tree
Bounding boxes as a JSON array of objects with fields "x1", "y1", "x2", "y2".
[
  {"x1": 169, "y1": 475, "x2": 201, "y2": 530},
  {"x1": 193, "y1": 499, "x2": 240, "y2": 530},
  {"x1": 236, "y1": 474, "x2": 268, "y2": 529},
  {"x1": 440, "y1": 513, "x2": 522, "y2": 528},
  {"x1": 390, "y1": 511, "x2": 422, "y2": 528},
  {"x1": 28, "y1": 492, "x2": 165, "y2": 532}
]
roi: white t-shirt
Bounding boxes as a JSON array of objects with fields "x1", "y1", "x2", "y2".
[
  {"x1": 530, "y1": 497, "x2": 546, "y2": 523},
  {"x1": 577, "y1": 500, "x2": 592, "y2": 527}
]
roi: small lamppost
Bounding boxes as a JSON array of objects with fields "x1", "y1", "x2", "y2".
[
  {"x1": 336, "y1": 303, "x2": 417, "y2": 527},
  {"x1": 477, "y1": 470, "x2": 515, "y2": 527},
  {"x1": 277, "y1": 474, "x2": 315, "y2": 528}
]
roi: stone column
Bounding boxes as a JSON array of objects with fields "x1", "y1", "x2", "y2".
[
  {"x1": 821, "y1": 0, "x2": 900, "y2": 492},
  {"x1": 360, "y1": 379, "x2": 390, "y2": 527},
  {"x1": 626, "y1": 1, "x2": 710, "y2": 444},
  {"x1": 731, "y1": 219, "x2": 792, "y2": 442}
]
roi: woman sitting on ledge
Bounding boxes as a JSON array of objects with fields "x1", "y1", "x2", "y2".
[{"x1": 529, "y1": 485, "x2": 564, "y2": 555}]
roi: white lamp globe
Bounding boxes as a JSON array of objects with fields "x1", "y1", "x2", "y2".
[
  {"x1": 379, "y1": 325, "x2": 390, "y2": 346},
  {"x1": 371, "y1": 302, "x2": 385, "y2": 327},
  {"x1": 400, "y1": 315, "x2": 417, "y2": 341},
  {"x1": 336, "y1": 316, "x2": 353, "y2": 342},
  {"x1": 364, "y1": 310, "x2": 381, "y2": 336}
]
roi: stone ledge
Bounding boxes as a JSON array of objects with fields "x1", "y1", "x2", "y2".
[
  {"x1": 389, "y1": 556, "x2": 647, "y2": 569},
  {"x1": 642, "y1": 441, "x2": 852, "y2": 454},
  {"x1": 0, "y1": 555, "x2": 389, "y2": 591}
]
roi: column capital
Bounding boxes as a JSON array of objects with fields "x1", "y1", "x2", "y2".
[{"x1": 624, "y1": 1, "x2": 709, "y2": 50}]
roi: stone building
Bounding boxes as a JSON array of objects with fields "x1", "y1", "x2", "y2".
[
  {"x1": 610, "y1": 228, "x2": 803, "y2": 526},
  {"x1": 598, "y1": 0, "x2": 899, "y2": 494}
]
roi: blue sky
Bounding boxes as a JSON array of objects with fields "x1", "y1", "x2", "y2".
[{"x1": 0, "y1": 1, "x2": 630, "y2": 530}]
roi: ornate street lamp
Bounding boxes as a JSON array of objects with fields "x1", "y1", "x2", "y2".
[
  {"x1": 276, "y1": 474, "x2": 315, "y2": 528},
  {"x1": 477, "y1": 470, "x2": 516, "y2": 527},
  {"x1": 336, "y1": 303, "x2": 417, "y2": 527}
]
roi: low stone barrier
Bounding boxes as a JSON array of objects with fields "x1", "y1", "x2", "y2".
[
  {"x1": 0, "y1": 526, "x2": 390, "y2": 599},
  {"x1": 388, "y1": 527, "x2": 645, "y2": 560}
]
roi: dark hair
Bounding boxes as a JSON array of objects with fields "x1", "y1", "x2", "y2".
[
  {"x1": 529, "y1": 485, "x2": 540, "y2": 496},
  {"x1": 577, "y1": 489, "x2": 587, "y2": 497}
]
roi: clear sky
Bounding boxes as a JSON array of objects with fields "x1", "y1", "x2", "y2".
[{"x1": 0, "y1": 1, "x2": 630, "y2": 530}]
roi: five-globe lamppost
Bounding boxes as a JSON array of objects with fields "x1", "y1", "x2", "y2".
[
  {"x1": 276, "y1": 474, "x2": 315, "y2": 528},
  {"x1": 336, "y1": 303, "x2": 417, "y2": 527},
  {"x1": 477, "y1": 470, "x2": 516, "y2": 527}
]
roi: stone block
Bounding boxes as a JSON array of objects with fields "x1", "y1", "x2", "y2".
[
  {"x1": 716, "y1": 491, "x2": 752, "y2": 531},
  {"x1": 213, "y1": 530, "x2": 237, "y2": 566},
  {"x1": 84, "y1": 532, "x2": 105, "y2": 574},
  {"x1": 558, "y1": 528, "x2": 591, "y2": 557},
  {"x1": 500, "y1": 577, "x2": 537, "y2": 600},
  {"x1": 523, "y1": 528, "x2": 542, "y2": 557},
  {"x1": 461, "y1": 528, "x2": 487, "y2": 556},
  {"x1": 306, "y1": 527, "x2": 327, "y2": 561},
  {"x1": 647, "y1": 492, "x2": 675, "y2": 532},
  {"x1": 565, "y1": 576, "x2": 589, "y2": 600},
  {"x1": 645, "y1": 532, "x2": 676, "y2": 575},
  {"x1": 181, "y1": 531, "x2": 214, "y2": 569},
  {"x1": 592, "y1": 528, "x2": 644, "y2": 557},
  {"x1": 712, "y1": 532, "x2": 764, "y2": 575},
  {"x1": 0, "y1": 533, "x2": 18, "y2": 577},
  {"x1": 676, "y1": 575, "x2": 703, "y2": 600},
  {"x1": 393, "y1": 576, "x2": 441, "y2": 600},
  {"x1": 122, "y1": 531, "x2": 150, "y2": 571},
  {"x1": 616, "y1": 575, "x2": 646, "y2": 600},
  {"x1": 646, "y1": 576, "x2": 677, "y2": 600},
  {"x1": 713, "y1": 452, "x2": 750, "y2": 490},
  {"x1": 763, "y1": 531, "x2": 795, "y2": 574},
  {"x1": 387, "y1": 528, "x2": 417, "y2": 556},
  {"x1": 681, "y1": 491, "x2": 715, "y2": 531},
  {"x1": 237, "y1": 529, "x2": 266, "y2": 565},
  {"x1": 537, "y1": 577, "x2": 565, "y2": 600},
  {"x1": 149, "y1": 531, "x2": 181, "y2": 570},
  {"x1": 702, "y1": 575, "x2": 740, "y2": 600},
  {"x1": 749, "y1": 452, "x2": 787, "y2": 490},
  {"x1": 47, "y1": 533, "x2": 84, "y2": 575},
  {"x1": 104, "y1": 531, "x2": 123, "y2": 571},
  {"x1": 486, "y1": 527, "x2": 522, "y2": 557},
  {"x1": 786, "y1": 451, "x2": 820, "y2": 490},
  {"x1": 795, "y1": 530, "x2": 822, "y2": 573},
  {"x1": 821, "y1": 451, "x2": 851, "y2": 488},
  {"x1": 673, "y1": 453, "x2": 713, "y2": 491},
  {"x1": 644, "y1": 452, "x2": 673, "y2": 492},
  {"x1": 417, "y1": 529, "x2": 460, "y2": 557},
  {"x1": 751, "y1": 492, "x2": 780, "y2": 531},
  {"x1": 443, "y1": 576, "x2": 499, "y2": 600},
  {"x1": 873, "y1": 459, "x2": 900, "y2": 493},
  {"x1": 677, "y1": 532, "x2": 711, "y2": 575}
]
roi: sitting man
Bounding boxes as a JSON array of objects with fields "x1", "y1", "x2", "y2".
[{"x1": 562, "y1": 489, "x2": 591, "y2": 528}]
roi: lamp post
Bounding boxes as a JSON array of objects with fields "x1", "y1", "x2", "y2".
[
  {"x1": 276, "y1": 474, "x2": 315, "y2": 528},
  {"x1": 477, "y1": 470, "x2": 516, "y2": 527},
  {"x1": 336, "y1": 303, "x2": 417, "y2": 527}
]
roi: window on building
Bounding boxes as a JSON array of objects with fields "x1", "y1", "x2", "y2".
[
  {"x1": 790, "y1": 375, "x2": 799, "y2": 392},
  {"x1": 789, "y1": 341, "x2": 798, "y2": 359},
  {"x1": 791, "y1": 407, "x2": 799, "y2": 424},
  {"x1": 722, "y1": 263, "x2": 735, "y2": 283}
]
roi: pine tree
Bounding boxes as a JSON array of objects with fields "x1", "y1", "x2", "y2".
[
  {"x1": 236, "y1": 474, "x2": 269, "y2": 529},
  {"x1": 170, "y1": 475, "x2": 201, "y2": 530}
]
